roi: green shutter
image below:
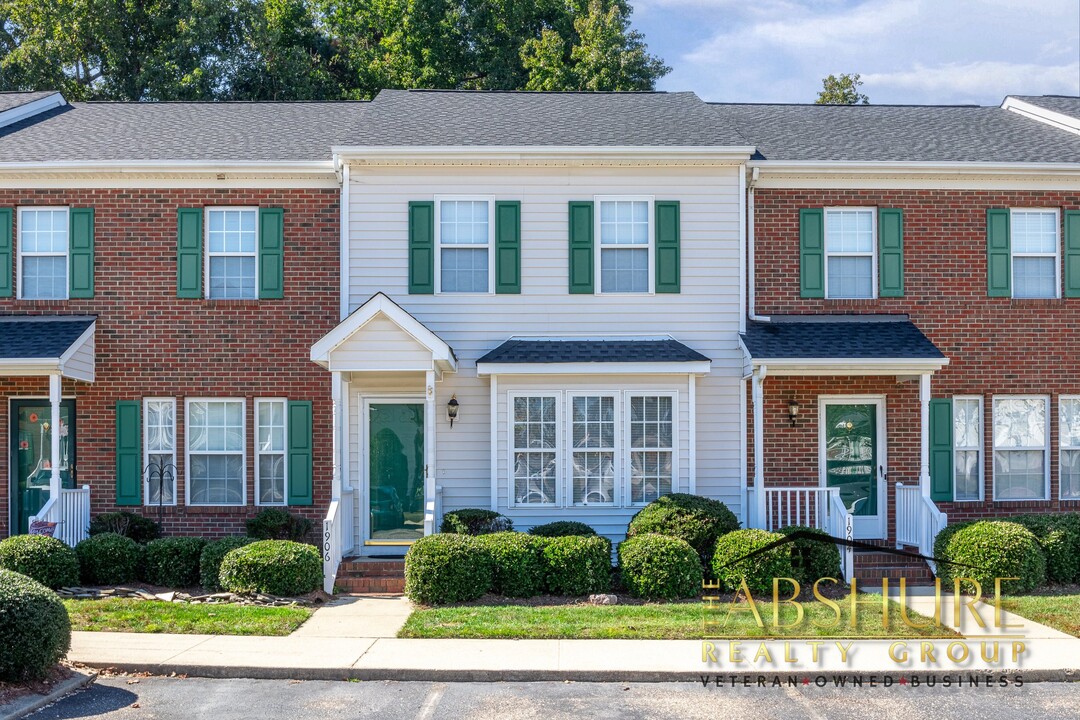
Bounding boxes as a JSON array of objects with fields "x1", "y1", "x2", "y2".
[
  {"x1": 878, "y1": 208, "x2": 904, "y2": 297},
  {"x1": 287, "y1": 401, "x2": 313, "y2": 506},
  {"x1": 176, "y1": 208, "x2": 203, "y2": 299},
  {"x1": 258, "y1": 207, "x2": 284, "y2": 299},
  {"x1": 655, "y1": 200, "x2": 680, "y2": 293},
  {"x1": 115, "y1": 400, "x2": 142, "y2": 506},
  {"x1": 408, "y1": 201, "x2": 435, "y2": 294},
  {"x1": 1065, "y1": 210, "x2": 1080, "y2": 298},
  {"x1": 68, "y1": 208, "x2": 95, "y2": 299},
  {"x1": 986, "y1": 208, "x2": 1011, "y2": 298},
  {"x1": 568, "y1": 201, "x2": 594, "y2": 294},
  {"x1": 799, "y1": 208, "x2": 825, "y2": 298},
  {"x1": 929, "y1": 398, "x2": 954, "y2": 502},
  {"x1": 0, "y1": 208, "x2": 11, "y2": 298},
  {"x1": 495, "y1": 200, "x2": 521, "y2": 294}
]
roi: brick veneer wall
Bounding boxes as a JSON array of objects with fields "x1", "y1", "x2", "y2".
[
  {"x1": 751, "y1": 188, "x2": 1080, "y2": 525},
  {"x1": 0, "y1": 188, "x2": 339, "y2": 538}
]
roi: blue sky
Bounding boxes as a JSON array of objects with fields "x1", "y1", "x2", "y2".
[{"x1": 632, "y1": 0, "x2": 1080, "y2": 105}]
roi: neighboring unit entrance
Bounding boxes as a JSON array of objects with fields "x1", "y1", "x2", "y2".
[
  {"x1": 9, "y1": 399, "x2": 76, "y2": 536},
  {"x1": 820, "y1": 398, "x2": 885, "y2": 539},
  {"x1": 364, "y1": 400, "x2": 425, "y2": 547}
]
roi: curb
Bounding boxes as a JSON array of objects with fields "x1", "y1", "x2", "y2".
[{"x1": 0, "y1": 670, "x2": 97, "y2": 720}]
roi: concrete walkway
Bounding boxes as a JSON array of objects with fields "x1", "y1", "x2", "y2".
[{"x1": 66, "y1": 593, "x2": 1080, "y2": 682}]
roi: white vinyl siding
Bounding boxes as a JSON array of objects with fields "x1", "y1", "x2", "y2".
[
  {"x1": 1010, "y1": 209, "x2": 1059, "y2": 299},
  {"x1": 18, "y1": 207, "x2": 69, "y2": 300},
  {"x1": 596, "y1": 197, "x2": 653, "y2": 294},
  {"x1": 992, "y1": 396, "x2": 1050, "y2": 501},
  {"x1": 206, "y1": 208, "x2": 258, "y2": 300},
  {"x1": 143, "y1": 398, "x2": 176, "y2": 506},
  {"x1": 436, "y1": 197, "x2": 493, "y2": 294},
  {"x1": 824, "y1": 208, "x2": 875, "y2": 299},
  {"x1": 186, "y1": 398, "x2": 246, "y2": 506},
  {"x1": 1060, "y1": 396, "x2": 1080, "y2": 501},
  {"x1": 256, "y1": 398, "x2": 287, "y2": 506},
  {"x1": 952, "y1": 396, "x2": 982, "y2": 502}
]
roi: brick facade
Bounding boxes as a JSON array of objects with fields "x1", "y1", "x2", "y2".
[
  {"x1": 0, "y1": 187, "x2": 339, "y2": 539},
  {"x1": 751, "y1": 188, "x2": 1080, "y2": 533}
]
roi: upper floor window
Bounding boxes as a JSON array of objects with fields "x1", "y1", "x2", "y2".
[
  {"x1": 436, "y1": 198, "x2": 492, "y2": 293},
  {"x1": 18, "y1": 207, "x2": 68, "y2": 300},
  {"x1": 992, "y1": 395, "x2": 1049, "y2": 501},
  {"x1": 597, "y1": 197, "x2": 652, "y2": 293},
  {"x1": 825, "y1": 208, "x2": 875, "y2": 299},
  {"x1": 1010, "y1": 209, "x2": 1059, "y2": 299},
  {"x1": 206, "y1": 208, "x2": 257, "y2": 299}
]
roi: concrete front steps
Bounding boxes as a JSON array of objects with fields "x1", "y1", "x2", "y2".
[
  {"x1": 852, "y1": 549, "x2": 936, "y2": 586},
  {"x1": 335, "y1": 558, "x2": 406, "y2": 594}
]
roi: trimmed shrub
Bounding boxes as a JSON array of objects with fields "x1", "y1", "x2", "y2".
[
  {"x1": 200, "y1": 536, "x2": 256, "y2": 590},
  {"x1": 245, "y1": 508, "x2": 314, "y2": 542},
  {"x1": 475, "y1": 532, "x2": 547, "y2": 597},
  {"x1": 404, "y1": 534, "x2": 493, "y2": 605},
  {"x1": 142, "y1": 537, "x2": 207, "y2": 588},
  {"x1": 528, "y1": 521, "x2": 598, "y2": 538},
  {"x1": 712, "y1": 529, "x2": 793, "y2": 594},
  {"x1": 439, "y1": 509, "x2": 513, "y2": 536},
  {"x1": 776, "y1": 526, "x2": 842, "y2": 588},
  {"x1": 0, "y1": 569, "x2": 71, "y2": 681},
  {"x1": 626, "y1": 493, "x2": 739, "y2": 565},
  {"x1": 1009, "y1": 514, "x2": 1080, "y2": 584},
  {"x1": 75, "y1": 533, "x2": 144, "y2": 585},
  {"x1": 88, "y1": 511, "x2": 161, "y2": 544},
  {"x1": 219, "y1": 540, "x2": 322, "y2": 596},
  {"x1": 936, "y1": 521, "x2": 1046, "y2": 594},
  {"x1": 618, "y1": 533, "x2": 703, "y2": 600},
  {"x1": 541, "y1": 535, "x2": 611, "y2": 596},
  {"x1": 0, "y1": 535, "x2": 79, "y2": 589}
]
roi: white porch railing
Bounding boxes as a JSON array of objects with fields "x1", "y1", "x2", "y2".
[
  {"x1": 827, "y1": 490, "x2": 854, "y2": 584},
  {"x1": 747, "y1": 485, "x2": 854, "y2": 583},
  {"x1": 895, "y1": 483, "x2": 947, "y2": 573},
  {"x1": 322, "y1": 499, "x2": 342, "y2": 594},
  {"x1": 29, "y1": 485, "x2": 91, "y2": 547}
]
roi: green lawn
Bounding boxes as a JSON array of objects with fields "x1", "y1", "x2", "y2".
[
  {"x1": 997, "y1": 594, "x2": 1080, "y2": 637},
  {"x1": 400, "y1": 598, "x2": 955, "y2": 640},
  {"x1": 64, "y1": 598, "x2": 312, "y2": 636}
]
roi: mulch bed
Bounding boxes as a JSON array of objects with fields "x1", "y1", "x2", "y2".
[{"x1": 0, "y1": 665, "x2": 74, "y2": 708}]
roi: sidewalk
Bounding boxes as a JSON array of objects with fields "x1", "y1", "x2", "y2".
[{"x1": 66, "y1": 593, "x2": 1080, "y2": 682}]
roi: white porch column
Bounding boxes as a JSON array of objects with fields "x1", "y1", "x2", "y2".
[
  {"x1": 331, "y1": 371, "x2": 343, "y2": 498},
  {"x1": 751, "y1": 365, "x2": 767, "y2": 528},
  {"x1": 424, "y1": 370, "x2": 436, "y2": 535},
  {"x1": 919, "y1": 372, "x2": 932, "y2": 498},
  {"x1": 49, "y1": 374, "x2": 62, "y2": 499}
]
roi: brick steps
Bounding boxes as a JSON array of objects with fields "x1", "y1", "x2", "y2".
[
  {"x1": 853, "y1": 549, "x2": 936, "y2": 586},
  {"x1": 334, "y1": 558, "x2": 406, "y2": 594}
]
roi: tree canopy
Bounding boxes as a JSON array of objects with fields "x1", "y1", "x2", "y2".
[
  {"x1": 815, "y1": 73, "x2": 869, "y2": 105},
  {"x1": 0, "y1": 0, "x2": 670, "y2": 100}
]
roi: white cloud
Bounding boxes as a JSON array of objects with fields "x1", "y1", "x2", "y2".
[{"x1": 864, "y1": 62, "x2": 1080, "y2": 104}]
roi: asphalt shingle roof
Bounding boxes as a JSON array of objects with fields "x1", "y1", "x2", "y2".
[
  {"x1": 740, "y1": 317, "x2": 944, "y2": 360},
  {"x1": 712, "y1": 102, "x2": 1080, "y2": 163},
  {"x1": 1011, "y1": 95, "x2": 1080, "y2": 117},
  {"x1": 477, "y1": 338, "x2": 710, "y2": 364},
  {"x1": 0, "y1": 316, "x2": 96, "y2": 359},
  {"x1": 346, "y1": 89, "x2": 751, "y2": 147},
  {"x1": 0, "y1": 91, "x2": 57, "y2": 114}
]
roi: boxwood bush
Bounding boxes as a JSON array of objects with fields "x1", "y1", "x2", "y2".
[
  {"x1": 618, "y1": 533, "x2": 703, "y2": 600},
  {"x1": 88, "y1": 511, "x2": 161, "y2": 544},
  {"x1": 528, "y1": 521, "x2": 598, "y2": 538},
  {"x1": 712, "y1": 529, "x2": 792, "y2": 594},
  {"x1": 404, "y1": 534, "x2": 493, "y2": 604},
  {"x1": 219, "y1": 540, "x2": 322, "y2": 596},
  {"x1": 1009, "y1": 514, "x2": 1080, "y2": 584},
  {"x1": 245, "y1": 508, "x2": 314, "y2": 542},
  {"x1": 626, "y1": 493, "x2": 739, "y2": 565},
  {"x1": 200, "y1": 536, "x2": 256, "y2": 590},
  {"x1": 541, "y1": 535, "x2": 611, "y2": 596},
  {"x1": 142, "y1": 537, "x2": 207, "y2": 588},
  {"x1": 0, "y1": 535, "x2": 79, "y2": 589},
  {"x1": 0, "y1": 569, "x2": 71, "y2": 681},
  {"x1": 776, "y1": 526, "x2": 842, "y2": 587},
  {"x1": 75, "y1": 532, "x2": 144, "y2": 585},
  {"x1": 936, "y1": 521, "x2": 1046, "y2": 594},
  {"x1": 475, "y1": 532, "x2": 547, "y2": 597},
  {"x1": 439, "y1": 509, "x2": 513, "y2": 536}
]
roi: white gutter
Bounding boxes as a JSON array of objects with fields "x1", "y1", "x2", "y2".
[
  {"x1": 746, "y1": 159, "x2": 1080, "y2": 176},
  {"x1": 0, "y1": 160, "x2": 336, "y2": 175},
  {"x1": 749, "y1": 357, "x2": 949, "y2": 376},
  {"x1": 332, "y1": 145, "x2": 756, "y2": 164},
  {"x1": 746, "y1": 166, "x2": 768, "y2": 323},
  {"x1": 1002, "y1": 97, "x2": 1080, "y2": 136}
]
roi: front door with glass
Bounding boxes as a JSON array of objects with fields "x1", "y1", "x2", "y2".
[
  {"x1": 822, "y1": 400, "x2": 884, "y2": 539},
  {"x1": 9, "y1": 400, "x2": 76, "y2": 535},
  {"x1": 366, "y1": 401, "x2": 425, "y2": 546}
]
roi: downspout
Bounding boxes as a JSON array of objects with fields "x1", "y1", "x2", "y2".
[
  {"x1": 338, "y1": 160, "x2": 350, "y2": 321},
  {"x1": 751, "y1": 364, "x2": 767, "y2": 527},
  {"x1": 747, "y1": 166, "x2": 770, "y2": 323}
]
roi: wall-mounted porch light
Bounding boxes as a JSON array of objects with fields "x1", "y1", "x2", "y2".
[
  {"x1": 447, "y1": 395, "x2": 460, "y2": 427},
  {"x1": 788, "y1": 398, "x2": 801, "y2": 426}
]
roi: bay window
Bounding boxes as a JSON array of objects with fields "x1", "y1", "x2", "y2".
[{"x1": 512, "y1": 396, "x2": 558, "y2": 505}]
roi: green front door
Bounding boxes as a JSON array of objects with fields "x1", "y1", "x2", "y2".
[
  {"x1": 367, "y1": 402, "x2": 425, "y2": 544},
  {"x1": 824, "y1": 403, "x2": 878, "y2": 527},
  {"x1": 9, "y1": 400, "x2": 76, "y2": 536}
]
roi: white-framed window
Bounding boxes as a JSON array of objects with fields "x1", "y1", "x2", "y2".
[
  {"x1": 992, "y1": 395, "x2": 1050, "y2": 501},
  {"x1": 952, "y1": 396, "x2": 983, "y2": 502},
  {"x1": 569, "y1": 394, "x2": 617, "y2": 505},
  {"x1": 596, "y1": 196, "x2": 653, "y2": 294},
  {"x1": 256, "y1": 398, "x2": 287, "y2": 506},
  {"x1": 628, "y1": 394, "x2": 675, "y2": 504},
  {"x1": 510, "y1": 395, "x2": 559, "y2": 506},
  {"x1": 824, "y1": 208, "x2": 876, "y2": 299},
  {"x1": 1059, "y1": 396, "x2": 1080, "y2": 501},
  {"x1": 186, "y1": 398, "x2": 246, "y2": 506},
  {"x1": 143, "y1": 398, "x2": 177, "y2": 506},
  {"x1": 1010, "y1": 209, "x2": 1059, "y2": 299},
  {"x1": 17, "y1": 207, "x2": 69, "y2": 300},
  {"x1": 435, "y1": 197, "x2": 493, "y2": 293},
  {"x1": 205, "y1": 207, "x2": 258, "y2": 299}
]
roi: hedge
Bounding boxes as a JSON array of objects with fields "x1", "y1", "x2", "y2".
[
  {"x1": 404, "y1": 534, "x2": 493, "y2": 604},
  {"x1": 88, "y1": 511, "x2": 161, "y2": 544},
  {"x1": 200, "y1": 537, "x2": 256, "y2": 590},
  {"x1": 219, "y1": 540, "x2": 322, "y2": 596},
  {"x1": 935, "y1": 521, "x2": 1046, "y2": 594},
  {"x1": 541, "y1": 535, "x2": 611, "y2": 596},
  {"x1": 142, "y1": 537, "x2": 207, "y2": 588},
  {"x1": 0, "y1": 535, "x2": 79, "y2": 589},
  {"x1": 245, "y1": 508, "x2": 314, "y2": 542},
  {"x1": 0, "y1": 569, "x2": 71, "y2": 681},
  {"x1": 75, "y1": 533, "x2": 144, "y2": 585},
  {"x1": 1009, "y1": 514, "x2": 1080, "y2": 584},
  {"x1": 439, "y1": 509, "x2": 513, "y2": 536},
  {"x1": 528, "y1": 521, "x2": 597, "y2": 538},
  {"x1": 475, "y1": 532, "x2": 547, "y2": 597},
  {"x1": 712, "y1": 529, "x2": 792, "y2": 594},
  {"x1": 626, "y1": 493, "x2": 739, "y2": 565},
  {"x1": 775, "y1": 526, "x2": 842, "y2": 587},
  {"x1": 618, "y1": 533, "x2": 703, "y2": 600}
]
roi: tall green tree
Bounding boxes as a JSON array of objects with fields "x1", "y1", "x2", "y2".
[{"x1": 816, "y1": 73, "x2": 869, "y2": 105}]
